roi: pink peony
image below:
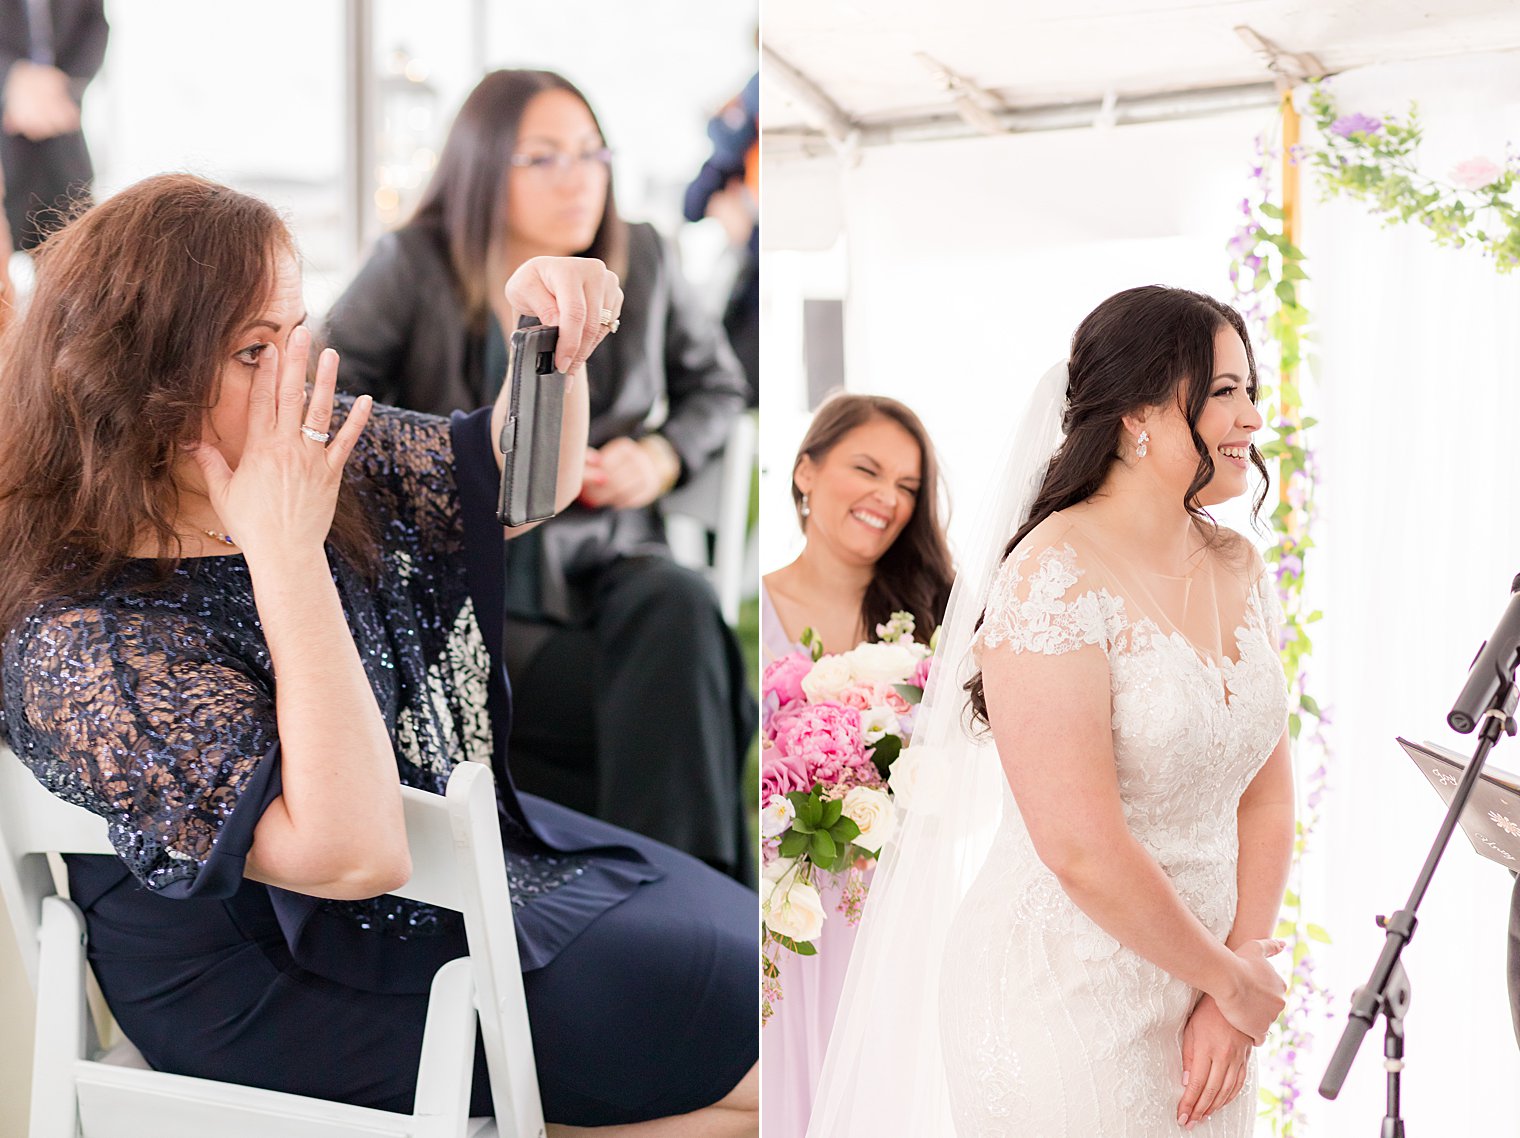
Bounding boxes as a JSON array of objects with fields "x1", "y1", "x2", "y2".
[
  {"x1": 763, "y1": 651, "x2": 813, "y2": 707},
  {"x1": 913, "y1": 654, "x2": 933, "y2": 690},
  {"x1": 1451, "y1": 157, "x2": 1503, "y2": 191},
  {"x1": 760, "y1": 744, "x2": 811, "y2": 801},
  {"x1": 772, "y1": 701, "x2": 870, "y2": 787}
]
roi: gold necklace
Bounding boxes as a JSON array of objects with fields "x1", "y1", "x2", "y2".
[{"x1": 201, "y1": 528, "x2": 238, "y2": 547}]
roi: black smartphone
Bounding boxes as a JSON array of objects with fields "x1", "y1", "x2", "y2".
[{"x1": 496, "y1": 319, "x2": 566, "y2": 527}]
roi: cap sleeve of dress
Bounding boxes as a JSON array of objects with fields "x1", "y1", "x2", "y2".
[
  {"x1": 2, "y1": 600, "x2": 282, "y2": 900},
  {"x1": 974, "y1": 521, "x2": 1128, "y2": 661}
]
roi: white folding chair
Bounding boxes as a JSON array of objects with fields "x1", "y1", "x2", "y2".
[
  {"x1": 662, "y1": 411, "x2": 757, "y2": 625},
  {"x1": 0, "y1": 747, "x2": 545, "y2": 1138}
]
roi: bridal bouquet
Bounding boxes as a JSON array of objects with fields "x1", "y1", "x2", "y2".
[{"x1": 759, "y1": 611, "x2": 934, "y2": 1021}]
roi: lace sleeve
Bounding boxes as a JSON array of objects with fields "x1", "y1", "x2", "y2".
[
  {"x1": 975, "y1": 541, "x2": 1127, "y2": 658},
  {"x1": 3, "y1": 601, "x2": 281, "y2": 897},
  {"x1": 340, "y1": 398, "x2": 464, "y2": 561}
]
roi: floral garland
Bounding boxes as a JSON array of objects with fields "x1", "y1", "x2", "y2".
[
  {"x1": 1305, "y1": 84, "x2": 1520, "y2": 271},
  {"x1": 1230, "y1": 80, "x2": 1520, "y2": 1134},
  {"x1": 1226, "y1": 127, "x2": 1335, "y2": 1138}
]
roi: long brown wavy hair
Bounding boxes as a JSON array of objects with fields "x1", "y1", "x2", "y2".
[
  {"x1": 406, "y1": 69, "x2": 629, "y2": 331},
  {"x1": 964, "y1": 285, "x2": 1267, "y2": 726},
  {"x1": 0, "y1": 174, "x2": 377, "y2": 673},
  {"x1": 791, "y1": 393, "x2": 955, "y2": 642}
]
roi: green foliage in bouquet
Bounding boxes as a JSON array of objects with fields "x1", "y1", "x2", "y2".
[{"x1": 778, "y1": 786, "x2": 863, "y2": 874}]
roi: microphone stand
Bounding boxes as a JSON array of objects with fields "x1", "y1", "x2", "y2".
[{"x1": 1318, "y1": 679, "x2": 1519, "y2": 1129}]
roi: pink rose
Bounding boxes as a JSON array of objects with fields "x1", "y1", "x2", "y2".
[
  {"x1": 835, "y1": 678, "x2": 912, "y2": 716},
  {"x1": 1451, "y1": 157, "x2": 1503, "y2": 191},
  {"x1": 773, "y1": 702, "x2": 869, "y2": 788},
  {"x1": 835, "y1": 679, "x2": 885, "y2": 711},
  {"x1": 913, "y1": 654, "x2": 933, "y2": 689},
  {"x1": 760, "y1": 744, "x2": 811, "y2": 801},
  {"x1": 763, "y1": 651, "x2": 813, "y2": 708}
]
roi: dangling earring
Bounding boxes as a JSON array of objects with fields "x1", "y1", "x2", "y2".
[
  {"x1": 1135, "y1": 430, "x2": 1149, "y2": 459},
  {"x1": 800, "y1": 492, "x2": 811, "y2": 518}
]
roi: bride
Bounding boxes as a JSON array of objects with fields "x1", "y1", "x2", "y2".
[{"x1": 808, "y1": 286, "x2": 1294, "y2": 1137}]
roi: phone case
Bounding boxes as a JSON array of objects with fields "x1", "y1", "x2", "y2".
[{"x1": 497, "y1": 321, "x2": 565, "y2": 527}]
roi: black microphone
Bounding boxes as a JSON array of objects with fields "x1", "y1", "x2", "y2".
[{"x1": 1448, "y1": 573, "x2": 1520, "y2": 733}]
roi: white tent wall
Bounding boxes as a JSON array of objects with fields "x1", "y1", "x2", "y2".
[
  {"x1": 1292, "y1": 49, "x2": 1520, "y2": 1135},
  {"x1": 761, "y1": 48, "x2": 1520, "y2": 1135}
]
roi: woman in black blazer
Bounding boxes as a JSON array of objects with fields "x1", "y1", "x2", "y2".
[{"x1": 327, "y1": 69, "x2": 754, "y2": 883}]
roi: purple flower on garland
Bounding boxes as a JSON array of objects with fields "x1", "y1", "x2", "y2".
[{"x1": 1330, "y1": 112, "x2": 1382, "y2": 138}]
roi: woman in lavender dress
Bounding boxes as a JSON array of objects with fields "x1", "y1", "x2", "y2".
[{"x1": 760, "y1": 393, "x2": 953, "y2": 1137}]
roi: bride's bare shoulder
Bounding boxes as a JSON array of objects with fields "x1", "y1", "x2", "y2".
[{"x1": 1208, "y1": 524, "x2": 1265, "y2": 579}]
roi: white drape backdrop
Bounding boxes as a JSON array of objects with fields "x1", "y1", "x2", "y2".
[{"x1": 761, "y1": 46, "x2": 1520, "y2": 1134}]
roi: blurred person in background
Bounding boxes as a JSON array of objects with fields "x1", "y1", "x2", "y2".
[
  {"x1": 684, "y1": 71, "x2": 757, "y2": 406},
  {"x1": 326, "y1": 69, "x2": 755, "y2": 883},
  {"x1": 0, "y1": 0, "x2": 107, "y2": 250}
]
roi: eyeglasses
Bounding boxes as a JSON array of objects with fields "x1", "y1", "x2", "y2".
[{"x1": 508, "y1": 148, "x2": 614, "y2": 179}]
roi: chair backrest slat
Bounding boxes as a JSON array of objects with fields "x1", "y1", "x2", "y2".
[
  {"x1": 1, "y1": 745, "x2": 545, "y2": 1136},
  {"x1": 0, "y1": 747, "x2": 114, "y2": 985}
]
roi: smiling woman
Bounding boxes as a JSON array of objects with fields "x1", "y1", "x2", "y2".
[
  {"x1": 758, "y1": 391, "x2": 953, "y2": 1137},
  {"x1": 764, "y1": 393, "x2": 953, "y2": 659},
  {"x1": 806, "y1": 286, "x2": 1296, "y2": 1138}
]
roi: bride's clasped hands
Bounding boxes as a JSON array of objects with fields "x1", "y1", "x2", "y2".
[{"x1": 1178, "y1": 940, "x2": 1287, "y2": 1129}]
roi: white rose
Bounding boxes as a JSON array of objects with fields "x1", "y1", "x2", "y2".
[
  {"x1": 763, "y1": 875, "x2": 826, "y2": 942},
  {"x1": 760, "y1": 794, "x2": 797, "y2": 838},
  {"x1": 887, "y1": 745, "x2": 949, "y2": 815},
  {"x1": 842, "y1": 641, "x2": 917, "y2": 685},
  {"x1": 759, "y1": 855, "x2": 798, "y2": 912},
  {"x1": 841, "y1": 785, "x2": 896, "y2": 853},
  {"x1": 800, "y1": 653, "x2": 856, "y2": 702},
  {"x1": 858, "y1": 705, "x2": 899, "y2": 745}
]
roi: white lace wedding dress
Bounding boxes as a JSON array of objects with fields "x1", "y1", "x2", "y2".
[{"x1": 938, "y1": 511, "x2": 1289, "y2": 1137}]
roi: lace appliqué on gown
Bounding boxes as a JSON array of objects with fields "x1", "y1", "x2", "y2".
[{"x1": 941, "y1": 539, "x2": 1288, "y2": 1137}]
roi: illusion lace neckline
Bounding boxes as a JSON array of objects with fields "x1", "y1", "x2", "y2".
[{"x1": 1053, "y1": 508, "x2": 1212, "y2": 582}]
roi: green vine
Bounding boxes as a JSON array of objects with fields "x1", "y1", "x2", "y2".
[
  {"x1": 1227, "y1": 126, "x2": 1333, "y2": 1137},
  {"x1": 1232, "y1": 81, "x2": 1520, "y2": 1133},
  {"x1": 1305, "y1": 84, "x2": 1520, "y2": 270}
]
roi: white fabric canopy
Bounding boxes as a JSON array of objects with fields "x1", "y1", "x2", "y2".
[{"x1": 761, "y1": 46, "x2": 1520, "y2": 1134}]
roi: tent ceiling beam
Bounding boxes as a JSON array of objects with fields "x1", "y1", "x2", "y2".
[{"x1": 763, "y1": 80, "x2": 1281, "y2": 155}]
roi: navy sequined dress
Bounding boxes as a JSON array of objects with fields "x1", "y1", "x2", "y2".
[{"x1": 0, "y1": 403, "x2": 756, "y2": 1124}]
